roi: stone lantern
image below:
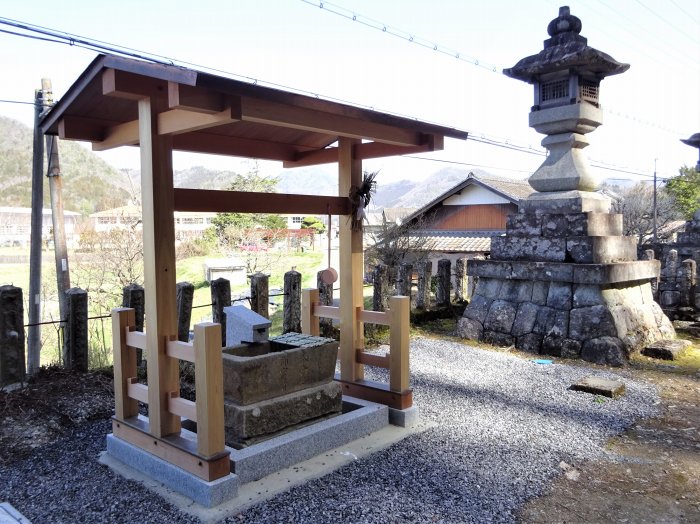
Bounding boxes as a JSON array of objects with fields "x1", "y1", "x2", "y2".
[
  {"x1": 503, "y1": 6, "x2": 629, "y2": 196},
  {"x1": 457, "y1": 6, "x2": 675, "y2": 366}
]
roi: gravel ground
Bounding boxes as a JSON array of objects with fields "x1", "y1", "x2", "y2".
[{"x1": 0, "y1": 337, "x2": 659, "y2": 523}]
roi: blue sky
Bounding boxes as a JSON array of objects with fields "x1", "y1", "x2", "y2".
[{"x1": 1, "y1": 0, "x2": 698, "y2": 185}]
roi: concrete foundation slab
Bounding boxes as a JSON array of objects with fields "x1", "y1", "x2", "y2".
[
  {"x1": 104, "y1": 434, "x2": 239, "y2": 507},
  {"x1": 389, "y1": 406, "x2": 419, "y2": 428},
  {"x1": 569, "y1": 376, "x2": 626, "y2": 398},
  {"x1": 0, "y1": 503, "x2": 30, "y2": 524}
]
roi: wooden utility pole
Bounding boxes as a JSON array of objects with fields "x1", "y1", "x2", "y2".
[
  {"x1": 46, "y1": 132, "x2": 71, "y2": 323},
  {"x1": 27, "y1": 79, "x2": 50, "y2": 374}
]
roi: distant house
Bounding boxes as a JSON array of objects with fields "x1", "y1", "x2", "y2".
[
  {"x1": 395, "y1": 171, "x2": 533, "y2": 267},
  {"x1": 89, "y1": 205, "x2": 217, "y2": 241},
  {"x1": 0, "y1": 207, "x2": 81, "y2": 247}
]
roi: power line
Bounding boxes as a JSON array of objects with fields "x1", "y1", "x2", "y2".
[
  {"x1": 668, "y1": 0, "x2": 700, "y2": 25},
  {"x1": 634, "y1": 0, "x2": 700, "y2": 46},
  {"x1": 300, "y1": 0, "x2": 500, "y2": 73},
  {"x1": 0, "y1": 14, "x2": 683, "y2": 182},
  {"x1": 0, "y1": 98, "x2": 35, "y2": 106}
]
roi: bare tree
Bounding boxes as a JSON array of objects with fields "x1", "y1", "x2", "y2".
[
  {"x1": 365, "y1": 211, "x2": 434, "y2": 276},
  {"x1": 605, "y1": 182, "x2": 682, "y2": 244}
]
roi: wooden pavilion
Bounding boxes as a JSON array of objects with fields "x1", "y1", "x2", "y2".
[{"x1": 41, "y1": 54, "x2": 468, "y2": 480}]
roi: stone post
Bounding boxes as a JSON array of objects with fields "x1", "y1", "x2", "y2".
[
  {"x1": 210, "y1": 277, "x2": 231, "y2": 346},
  {"x1": 416, "y1": 260, "x2": 432, "y2": 310},
  {"x1": 317, "y1": 270, "x2": 334, "y2": 337},
  {"x1": 283, "y1": 270, "x2": 302, "y2": 333},
  {"x1": 640, "y1": 249, "x2": 658, "y2": 300},
  {"x1": 454, "y1": 257, "x2": 467, "y2": 302},
  {"x1": 436, "y1": 259, "x2": 451, "y2": 307},
  {"x1": 466, "y1": 255, "x2": 484, "y2": 301},
  {"x1": 397, "y1": 263, "x2": 413, "y2": 299},
  {"x1": 64, "y1": 287, "x2": 88, "y2": 372},
  {"x1": 176, "y1": 282, "x2": 194, "y2": 342},
  {"x1": 122, "y1": 283, "x2": 145, "y2": 365},
  {"x1": 679, "y1": 259, "x2": 696, "y2": 307},
  {"x1": 659, "y1": 250, "x2": 680, "y2": 308},
  {"x1": 0, "y1": 285, "x2": 25, "y2": 386},
  {"x1": 372, "y1": 264, "x2": 389, "y2": 312},
  {"x1": 250, "y1": 272, "x2": 269, "y2": 319}
]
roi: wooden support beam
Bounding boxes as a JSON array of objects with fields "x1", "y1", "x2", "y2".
[
  {"x1": 92, "y1": 106, "x2": 241, "y2": 151},
  {"x1": 112, "y1": 418, "x2": 230, "y2": 481},
  {"x1": 314, "y1": 304, "x2": 341, "y2": 320},
  {"x1": 112, "y1": 308, "x2": 138, "y2": 420},
  {"x1": 92, "y1": 120, "x2": 140, "y2": 151},
  {"x1": 356, "y1": 350, "x2": 390, "y2": 369},
  {"x1": 125, "y1": 329, "x2": 146, "y2": 350},
  {"x1": 335, "y1": 375, "x2": 412, "y2": 410},
  {"x1": 166, "y1": 339, "x2": 195, "y2": 363},
  {"x1": 127, "y1": 378, "x2": 149, "y2": 404},
  {"x1": 173, "y1": 188, "x2": 351, "y2": 215},
  {"x1": 194, "y1": 322, "x2": 225, "y2": 458},
  {"x1": 139, "y1": 97, "x2": 180, "y2": 438},
  {"x1": 102, "y1": 68, "x2": 166, "y2": 100},
  {"x1": 171, "y1": 133, "x2": 300, "y2": 161},
  {"x1": 241, "y1": 97, "x2": 423, "y2": 147},
  {"x1": 357, "y1": 308, "x2": 391, "y2": 326},
  {"x1": 338, "y1": 137, "x2": 364, "y2": 383},
  {"x1": 168, "y1": 82, "x2": 228, "y2": 114},
  {"x1": 302, "y1": 288, "x2": 320, "y2": 336},
  {"x1": 389, "y1": 295, "x2": 410, "y2": 394},
  {"x1": 283, "y1": 135, "x2": 445, "y2": 168},
  {"x1": 168, "y1": 393, "x2": 197, "y2": 422}
]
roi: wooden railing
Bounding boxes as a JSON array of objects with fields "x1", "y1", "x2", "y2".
[
  {"x1": 301, "y1": 289, "x2": 411, "y2": 409},
  {"x1": 111, "y1": 307, "x2": 229, "y2": 481}
]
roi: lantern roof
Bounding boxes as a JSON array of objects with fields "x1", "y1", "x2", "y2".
[{"x1": 503, "y1": 6, "x2": 629, "y2": 84}]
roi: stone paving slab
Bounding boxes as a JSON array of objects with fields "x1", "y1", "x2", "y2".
[
  {"x1": 641, "y1": 339, "x2": 693, "y2": 361},
  {"x1": 0, "y1": 503, "x2": 31, "y2": 524},
  {"x1": 570, "y1": 376, "x2": 626, "y2": 398}
]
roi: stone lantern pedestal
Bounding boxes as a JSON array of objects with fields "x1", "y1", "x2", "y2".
[{"x1": 458, "y1": 6, "x2": 675, "y2": 365}]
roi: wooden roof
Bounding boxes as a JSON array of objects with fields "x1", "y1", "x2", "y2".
[{"x1": 40, "y1": 54, "x2": 468, "y2": 167}]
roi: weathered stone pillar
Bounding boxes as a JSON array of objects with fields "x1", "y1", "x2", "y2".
[
  {"x1": 0, "y1": 285, "x2": 25, "y2": 386},
  {"x1": 122, "y1": 283, "x2": 144, "y2": 332},
  {"x1": 283, "y1": 270, "x2": 302, "y2": 333},
  {"x1": 436, "y1": 259, "x2": 451, "y2": 307},
  {"x1": 64, "y1": 287, "x2": 88, "y2": 372},
  {"x1": 466, "y1": 255, "x2": 484, "y2": 301},
  {"x1": 416, "y1": 260, "x2": 432, "y2": 310},
  {"x1": 659, "y1": 250, "x2": 680, "y2": 308},
  {"x1": 317, "y1": 270, "x2": 334, "y2": 337},
  {"x1": 122, "y1": 283, "x2": 145, "y2": 365},
  {"x1": 640, "y1": 249, "x2": 658, "y2": 300},
  {"x1": 250, "y1": 272, "x2": 269, "y2": 319},
  {"x1": 397, "y1": 263, "x2": 413, "y2": 299},
  {"x1": 455, "y1": 257, "x2": 467, "y2": 302},
  {"x1": 176, "y1": 282, "x2": 194, "y2": 342},
  {"x1": 211, "y1": 277, "x2": 231, "y2": 346},
  {"x1": 372, "y1": 264, "x2": 389, "y2": 312},
  {"x1": 679, "y1": 259, "x2": 696, "y2": 307}
]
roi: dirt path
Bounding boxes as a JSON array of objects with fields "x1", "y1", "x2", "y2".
[{"x1": 521, "y1": 367, "x2": 700, "y2": 523}]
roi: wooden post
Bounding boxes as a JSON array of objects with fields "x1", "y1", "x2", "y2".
[
  {"x1": 176, "y1": 281, "x2": 194, "y2": 342},
  {"x1": 139, "y1": 97, "x2": 180, "y2": 438},
  {"x1": 45, "y1": 132, "x2": 72, "y2": 326},
  {"x1": 112, "y1": 308, "x2": 138, "y2": 420},
  {"x1": 389, "y1": 295, "x2": 410, "y2": 393},
  {"x1": 338, "y1": 137, "x2": 364, "y2": 382},
  {"x1": 302, "y1": 288, "x2": 320, "y2": 336},
  {"x1": 194, "y1": 322, "x2": 224, "y2": 457},
  {"x1": 28, "y1": 82, "x2": 49, "y2": 375}
]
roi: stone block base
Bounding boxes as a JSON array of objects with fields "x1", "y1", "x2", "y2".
[
  {"x1": 224, "y1": 381, "x2": 342, "y2": 447},
  {"x1": 641, "y1": 339, "x2": 692, "y2": 361}
]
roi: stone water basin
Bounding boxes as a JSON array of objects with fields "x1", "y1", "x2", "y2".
[{"x1": 221, "y1": 332, "x2": 342, "y2": 447}]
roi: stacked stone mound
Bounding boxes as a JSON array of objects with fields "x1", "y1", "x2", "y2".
[
  {"x1": 458, "y1": 193, "x2": 675, "y2": 366},
  {"x1": 644, "y1": 211, "x2": 700, "y2": 320}
]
